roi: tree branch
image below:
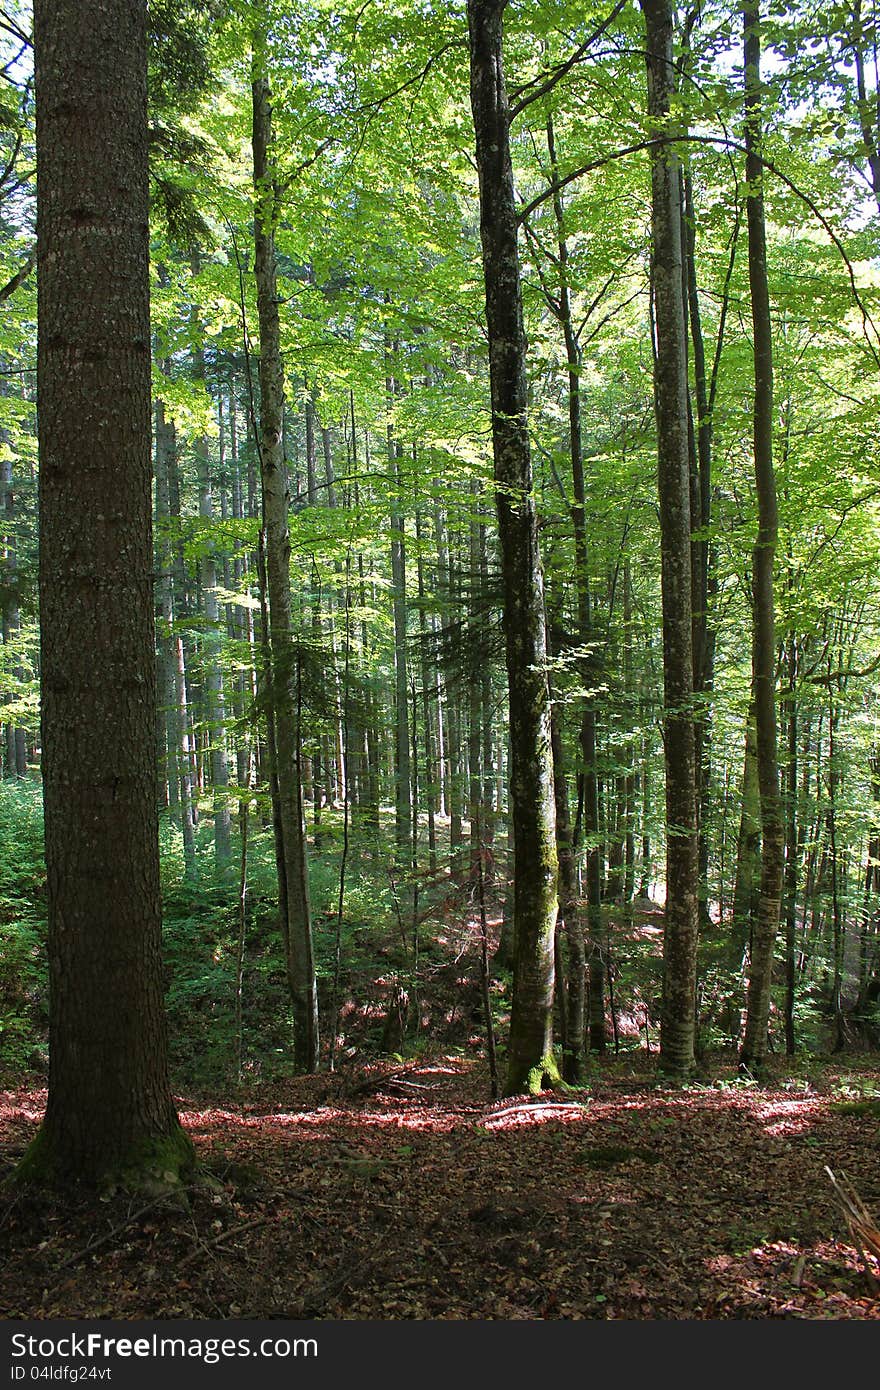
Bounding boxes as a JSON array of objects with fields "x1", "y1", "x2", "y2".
[
  {"x1": 0, "y1": 245, "x2": 34, "y2": 303},
  {"x1": 516, "y1": 132, "x2": 880, "y2": 366},
  {"x1": 509, "y1": 0, "x2": 629, "y2": 121}
]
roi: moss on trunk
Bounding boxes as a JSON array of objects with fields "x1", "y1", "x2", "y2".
[{"x1": 11, "y1": 1122, "x2": 195, "y2": 1193}]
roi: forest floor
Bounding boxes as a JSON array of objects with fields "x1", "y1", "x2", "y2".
[{"x1": 1, "y1": 1055, "x2": 880, "y2": 1320}]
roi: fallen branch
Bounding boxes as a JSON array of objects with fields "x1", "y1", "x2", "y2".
[
  {"x1": 49, "y1": 1196, "x2": 171, "y2": 1279},
  {"x1": 177, "y1": 1214, "x2": 278, "y2": 1271},
  {"x1": 477, "y1": 1102, "x2": 589, "y2": 1126},
  {"x1": 825, "y1": 1165, "x2": 880, "y2": 1295},
  {"x1": 344, "y1": 1066, "x2": 419, "y2": 1098}
]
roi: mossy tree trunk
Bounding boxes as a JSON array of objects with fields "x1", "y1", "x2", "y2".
[
  {"x1": 22, "y1": 0, "x2": 191, "y2": 1187},
  {"x1": 468, "y1": 0, "x2": 559, "y2": 1096}
]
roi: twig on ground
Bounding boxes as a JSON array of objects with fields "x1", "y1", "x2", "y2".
[
  {"x1": 49, "y1": 1196, "x2": 171, "y2": 1279},
  {"x1": 177, "y1": 1214, "x2": 278, "y2": 1271}
]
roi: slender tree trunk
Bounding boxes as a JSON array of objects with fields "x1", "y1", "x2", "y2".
[
  {"x1": 190, "y1": 297, "x2": 232, "y2": 870},
  {"x1": 415, "y1": 502, "x2": 438, "y2": 875},
  {"x1": 252, "y1": 28, "x2": 318, "y2": 1073},
  {"x1": 469, "y1": 0, "x2": 559, "y2": 1095},
  {"x1": 642, "y1": 0, "x2": 700, "y2": 1076},
  {"x1": 740, "y1": 0, "x2": 784, "y2": 1073},
  {"x1": 731, "y1": 707, "x2": 761, "y2": 970},
  {"x1": 0, "y1": 435, "x2": 27, "y2": 779},
  {"x1": 549, "y1": 679, "x2": 586, "y2": 1083},
  {"x1": 784, "y1": 635, "x2": 799, "y2": 1053},
  {"x1": 545, "y1": 110, "x2": 605, "y2": 1053}
]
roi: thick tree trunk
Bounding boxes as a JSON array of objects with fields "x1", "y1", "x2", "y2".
[
  {"x1": 252, "y1": 31, "x2": 318, "y2": 1073},
  {"x1": 22, "y1": 0, "x2": 190, "y2": 1186},
  {"x1": 468, "y1": 0, "x2": 559, "y2": 1095},
  {"x1": 642, "y1": 0, "x2": 700, "y2": 1076},
  {"x1": 740, "y1": 0, "x2": 784, "y2": 1072}
]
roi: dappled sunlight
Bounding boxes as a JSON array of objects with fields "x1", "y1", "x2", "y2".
[
  {"x1": 706, "y1": 1236, "x2": 879, "y2": 1317},
  {"x1": 752, "y1": 1097, "x2": 828, "y2": 1137},
  {"x1": 4, "y1": 1062, "x2": 880, "y2": 1318},
  {"x1": 476, "y1": 1103, "x2": 591, "y2": 1131}
]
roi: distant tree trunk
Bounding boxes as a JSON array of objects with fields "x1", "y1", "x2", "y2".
[
  {"x1": 549, "y1": 678, "x2": 586, "y2": 1083},
  {"x1": 190, "y1": 297, "x2": 232, "y2": 871},
  {"x1": 783, "y1": 634, "x2": 799, "y2": 1054},
  {"x1": 731, "y1": 707, "x2": 761, "y2": 968},
  {"x1": 0, "y1": 442, "x2": 27, "y2": 779},
  {"x1": 252, "y1": 27, "x2": 318, "y2": 1073},
  {"x1": 682, "y1": 147, "x2": 735, "y2": 921},
  {"x1": 740, "y1": 0, "x2": 784, "y2": 1073},
  {"x1": 642, "y1": 0, "x2": 700, "y2": 1077},
  {"x1": 545, "y1": 110, "x2": 605, "y2": 1053},
  {"x1": 154, "y1": 397, "x2": 198, "y2": 880},
  {"x1": 415, "y1": 500, "x2": 438, "y2": 875},
  {"x1": 469, "y1": 0, "x2": 559, "y2": 1095},
  {"x1": 386, "y1": 340, "x2": 412, "y2": 866},
  {"x1": 21, "y1": 0, "x2": 191, "y2": 1185}
]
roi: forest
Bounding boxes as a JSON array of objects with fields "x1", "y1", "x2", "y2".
[{"x1": 1, "y1": 0, "x2": 880, "y2": 1324}]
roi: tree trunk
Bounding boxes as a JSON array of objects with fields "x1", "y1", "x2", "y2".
[
  {"x1": 641, "y1": 0, "x2": 700, "y2": 1076},
  {"x1": 545, "y1": 110, "x2": 605, "y2": 1053},
  {"x1": 731, "y1": 706, "x2": 761, "y2": 970},
  {"x1": 386, "y1": 341, "x2": 412, "y2": 866},
  {"x1": 739, "y1": 0, "x2": 784, "y2": 1073},
  {"x1": 22, "y1": 0, "x2": 190, "y2": 1185},
  {"x1": 252, "y1": 28, "x2": 318, "y2": 1073},
  {"x1": 549, "y1": 680, "x2": 586, "y2": 1083},
  {"x1": 190, "y1": 292, "x2": 232, "y2": 871},
  {"x1": 0, "y1": 428, "x2": 27, "y2": 779},
  {"x1": 468, "y1": 0, "x2": 559, "y2": 1095}
]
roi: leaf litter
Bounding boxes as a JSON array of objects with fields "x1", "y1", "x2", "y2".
[{"x1": 1, "y1": 1056, "x2": 878, "y2": 1320}]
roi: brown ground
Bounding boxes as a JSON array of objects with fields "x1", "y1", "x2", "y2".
[{"x1": 1, "y1": 1057, "x2": 878, "y2": 1319}]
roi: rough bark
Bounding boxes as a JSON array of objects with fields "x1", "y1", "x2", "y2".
[
  {"x1": 22, "y1": 0, "x2": 190, "y2": 1185},
  {"x1": 468, "y1": 0, "x2": 559, "y2": 1095}
]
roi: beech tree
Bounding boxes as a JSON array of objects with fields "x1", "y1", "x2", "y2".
[
  {"x1": 19, "y1": 0, "x2": 191, "y2": 1185},
  {"x1": 468, "y1": 0, "x2": 559, "y2": 1095},
  {"x1": 641, "y1": 0, "x2": 700, "y2": 1077},
  {"x1": 252, "y1": 22, "x2": 319, "y2": 1073},
  {"x1": 740, "y1": 0, "x2": 784, "y2": 1072}
]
